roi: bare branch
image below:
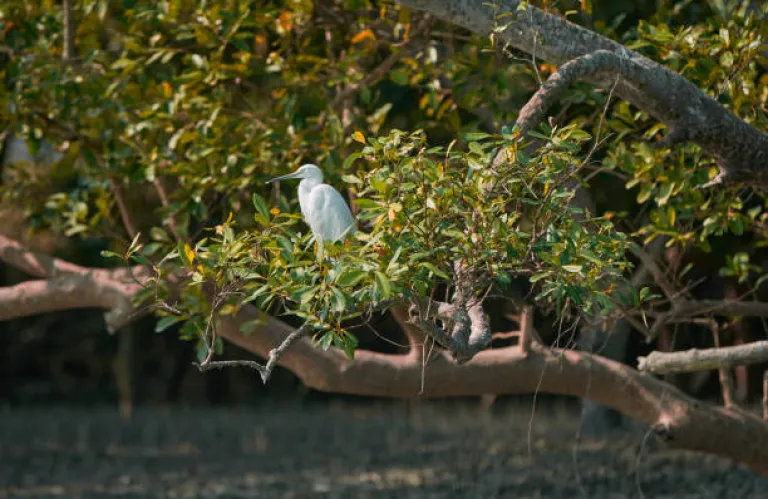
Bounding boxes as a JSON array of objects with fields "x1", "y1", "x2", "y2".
[
  {"x1": 0, "y1": 233, "x2": 86, "y2": 278},
  {"x1": 630, "y1": 242, "x2": 677, "y2": 300},
  {"x1": 712, "y1": 320, "x2": 736, "y2": 408},
  {"x1": 153, "y1": 178, "x2": 184, "y2": 242},
  {"x1": 62, "y1": 0, "x2": 75, "y2": 61},
  {"x1": 391, "y1": 304, "x2": 427, "y2": 355},
  {"x1": 0, "y1": 273, "x2": 137, "y2": 333},
  {"x1": 673, "y1": 299, "x2": 768, "y2": 318},
  {"x1": 638, "y1": 340, "x2": 768, "y2": 375},
  {"x1": 763, "y1": 371, "x2": 768, "y2": 421},
  {"x1": 4, "y1": 235, "x2": 768, "y2": 472},
  {"x1": 198, "y1": 323, "x2": 311, "y2": 383},
  {"x1": 514, "y1": 51, "x2": 627, "y2": 139},
  {"x1": 518, "y1": 304, "x2": 537, "y2": 354}
]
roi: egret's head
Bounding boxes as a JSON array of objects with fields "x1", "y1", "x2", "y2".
[{"x1": 266, "y1": 163, "x2": 323, "y2": 184}]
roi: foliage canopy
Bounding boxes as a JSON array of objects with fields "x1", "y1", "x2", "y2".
[{"x1": 1, "y1": 0, "x2": 766, "y2": 360}]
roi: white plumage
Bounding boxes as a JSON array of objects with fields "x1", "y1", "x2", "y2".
[{"x1": 267, "y1": 164, "x2": 355, "y2": 243}]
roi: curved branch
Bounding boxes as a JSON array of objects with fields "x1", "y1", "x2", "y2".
[
  {"x1": 3, "y1": 235, "x2": 768, "y2": 473},
  {"x1": 0, "y1": 233, "x2": 86, "y2": 278},
  {"x1": 399, "y1": 0, "x2": 768, "y2": 186},
  {"x1": 514, "y1": 50, "x2": 627, "y2": 138},
  {"x1": 0, "y1": 272, "x2": 138, "y2": 332},
  {"x1": 215, "y1": 303, "x2": 768, "y2": 474}
]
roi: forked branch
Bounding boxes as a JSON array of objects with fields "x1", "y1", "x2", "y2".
[{"x1": 198, "y1": 323, "x2": 311, "y2": 383}]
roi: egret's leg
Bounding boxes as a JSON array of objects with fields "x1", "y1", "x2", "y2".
[{"x1": 315, "y1": 239, "x2": 326, "y2": 262}]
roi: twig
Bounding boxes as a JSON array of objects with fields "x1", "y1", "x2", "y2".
[
  {"x1": 108, "y1": 177, "x2": 140, "y2": 240},
  {"x1": 711, "y1": 321, "x2": 735, "y2": 407},
  {"x1": 197, "y1": 323, "x2": 311, "y2": 383},
  {"x1": 152, "y1": 177, "x2": 183, "y2": 242},
  {"x1": 519, "y1": 304, "x2": 536, "y2": 354},
  {"x1": 763, "y1": 371, "x2": 768, "y2": 421},
  {"x1": 629, "y1": 243, "x2": 677, "y2": 301},
  {"x1": 62, "y1": 0, "x2": 75, "y2": 62}
]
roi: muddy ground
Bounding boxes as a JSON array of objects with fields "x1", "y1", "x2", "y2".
[{"x1": 1, "y1": 400, "x2": 766, "y2": 498}]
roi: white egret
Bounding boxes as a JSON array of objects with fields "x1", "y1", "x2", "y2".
[{"x1": 266, "y1": 164, "x2": 356, "y2": 243}]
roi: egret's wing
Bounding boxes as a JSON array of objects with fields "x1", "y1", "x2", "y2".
[{"x1": 305, "y1": 184, "x2": 356, "y2": 242}]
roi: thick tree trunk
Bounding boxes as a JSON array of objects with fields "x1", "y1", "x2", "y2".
[{"x1": 398, "y1": 0, "x2": 768, "y2": 186}]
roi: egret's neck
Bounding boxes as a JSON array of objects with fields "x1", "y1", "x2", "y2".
[
  {"x1": 297, "y1": 177, "x2": 321, "y2": 219},
  {"x1": 298, "y1": 177, "x2": 321, "y2": 196}
]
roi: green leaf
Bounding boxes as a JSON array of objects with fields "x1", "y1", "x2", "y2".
[
  {"x1": 337, "y1": 270, "x2": 367, "y2": 287},
  {"x1": 637, "y1": 184, "x2": 654, "y2": 204},
  {"x1": 342, "y1": 333, "x2": 357, "y2": 359},
  {"x1": 341, "y1": 174, "x2": 363, "y2": 185},
  {"x1": 461, "y1": 132, "x2": 492, "y2": 141},
  {"x1": 318, "y1": 331, "x2": 334, "y2": 350},
  {"x1": 389, "y1": 69, "x2": 409, "y2": 85},
  {"x1": 178, "y1": 241, "x2": 193, "y2": 267},
  {"x1": 253, "y1": 193, "x2": 270, "y2": 219},
  {"x1": 419, "y1": 262, "x2": 450, "y2": 280},
  {"x1": 342, "y1": 152, "x2": 363, "y2": 171},
  {"x1": 562, "y1": 264, "x2": 583, "y2": 273},
  {"x1": 299, "y1": 286, "x2": 320, "y2": 305},
  {"x1": 330, "y1": 287, "x2": 349, "y2": 313},
  {"x1": 655, "y1": 182, "x2": 674, "y2": 206},
  {"x1": 374, "y1": 271, "x2": 392, "y2": 300},
  {"x1": 155, "y1": 315, "x2": 183, "y2": 333},
  {"x1": 530, "y1": 271, "x2": 552, "y2": 283}
]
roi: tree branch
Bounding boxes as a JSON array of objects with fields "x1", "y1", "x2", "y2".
[
  {"x1": 214, "y1": 303, "x2": 768, "y2": 474},
  {"x1": 62, "y1": 0, "x2": 75, "y2": 62},
  {"x1": 518, "y1": 303, "x2": 537, "y2": 354},
  {"x1": 0, "y1": 233, "x2": 85, "y2": 278},
  {"x1": 391, "y1": 304, "x2": 427, "y2": 356},
  {"x1": 108, "y1": 177, "x2": 140, "y2": 240},
  {"x1": 638, "y1": 340, "x2": 768, "y2": 375},
  {"x1": 629, "y1": 242, "x2": 677, "y2": 301},
  {"x1": 2, "y1": 235, "x2": 768, "y2": 472},
  {"x1": 152, "y1": 177, "x2": 184, "y2": 242},
  {"x1": 0, "y1": 235, "x2": 149, "y2": 331},
  {"x1": 398, "y1": 0, "x2": 768, "y2": 186},
  {"x1": 409, "y1": 296, "x2": 492, "y2": 363},
  {"x1": 0, "y1": 273, "x2": 138, "y2": 332},
  {"x1": 198, "y1": 323, "x2": 311, "y2": 384}
]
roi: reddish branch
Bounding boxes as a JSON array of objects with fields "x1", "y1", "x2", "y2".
[
  {"x1": 399, "y1": 0, "x2": 768, "y2": 186},
  {"x1": 215, "y1": 307, "x2": 768, "y2": 474},
  {"x1": 2, "y1": 235, "x2": 768, "y2": 472},
  {"x1": 0, "y1": 234, "x2": 85, "y2": 278},
  {"x1": 152, "y1": 177, "x2": 184, "y2": 242},
  {"x1": 0, "y1": 234, "x2": 146, "y2": 332},
  {"x1": 518, "y1": 304, "x2": 536, "y2": 354}
]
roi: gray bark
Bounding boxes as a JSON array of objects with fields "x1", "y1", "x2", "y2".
[{"x1": 399, "y1": 0, "x2": 768, "y2": 187}]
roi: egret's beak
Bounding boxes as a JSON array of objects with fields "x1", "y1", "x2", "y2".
[{"x1": 266, "y1": 171, "x2": 301, "y2": 184}]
